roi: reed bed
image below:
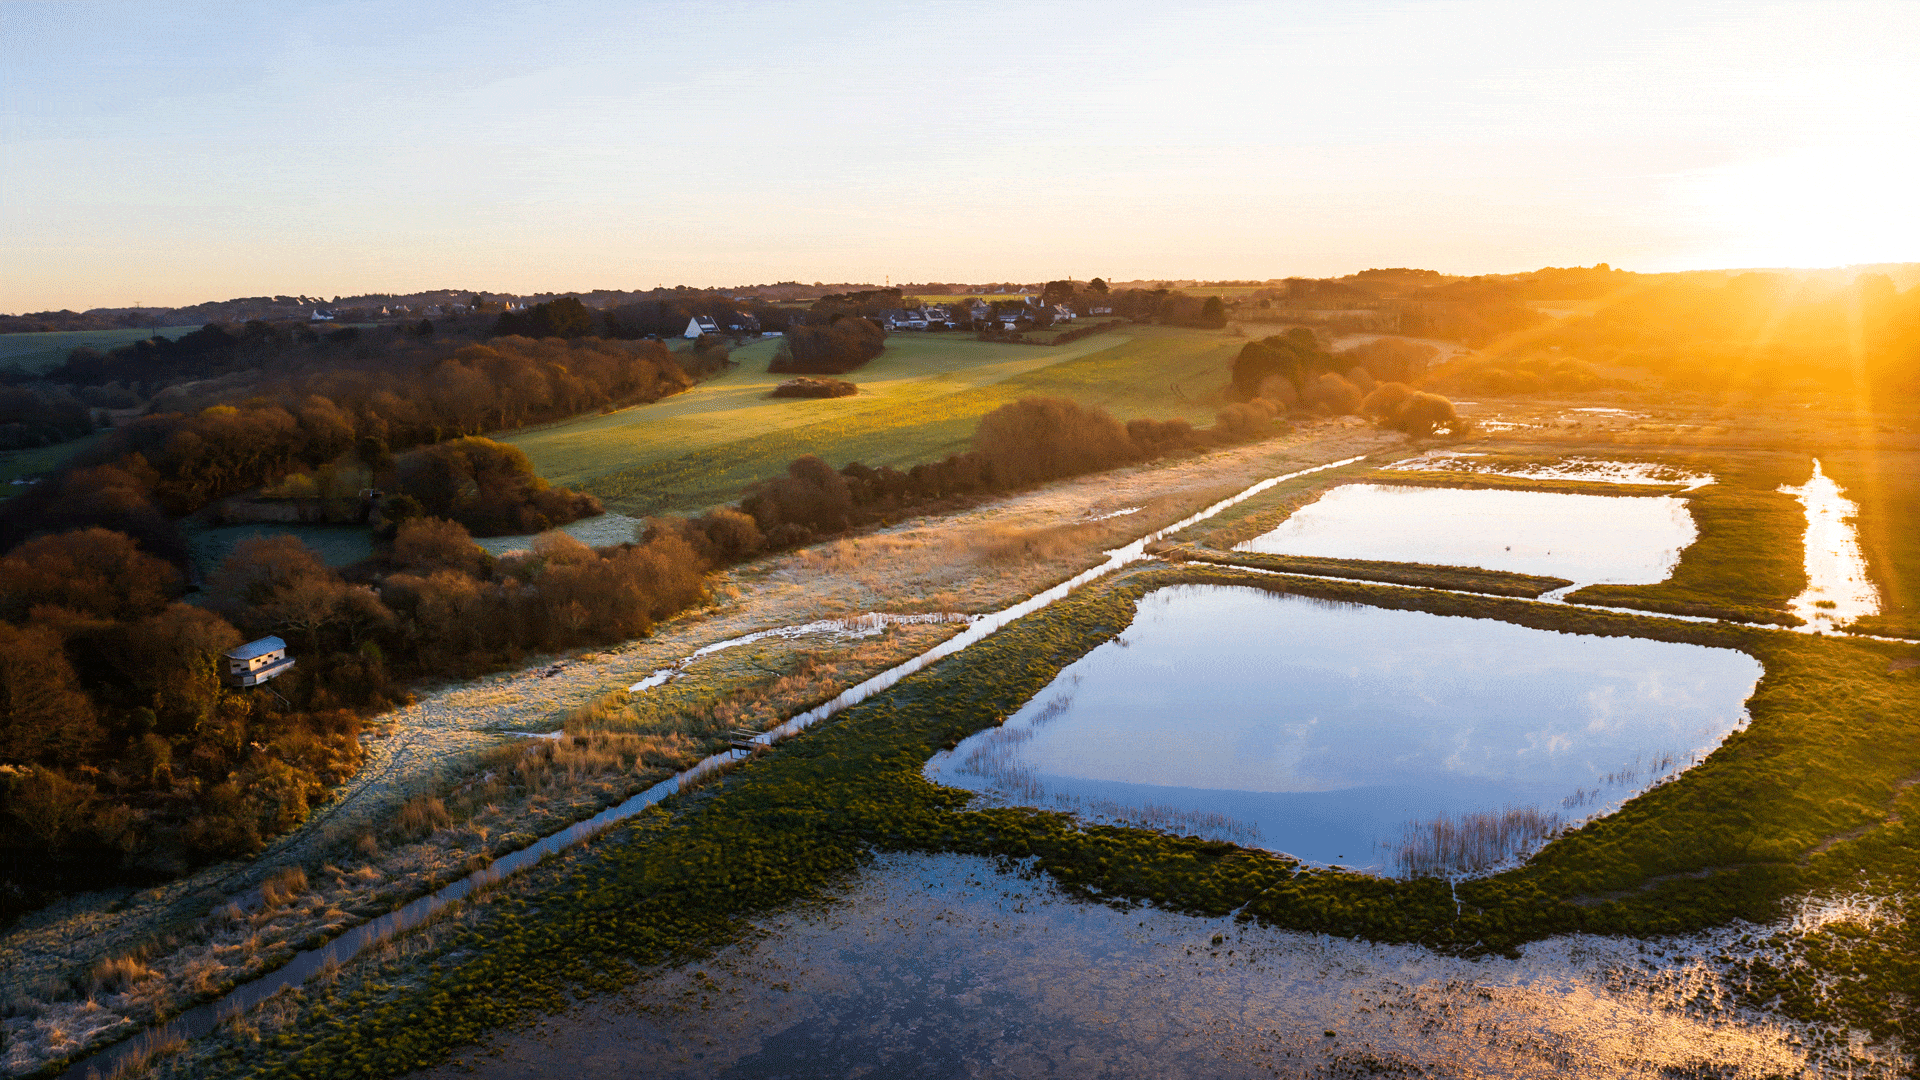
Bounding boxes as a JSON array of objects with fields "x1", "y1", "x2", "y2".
[
  {"x1": 1391, "y1": 805, "x2": 1565, "y2": 879},
  {"x1": 1051, "y1": 792, "x2": 1263, "y2": 846}
]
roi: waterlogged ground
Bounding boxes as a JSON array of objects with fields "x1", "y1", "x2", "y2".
[
  {"x1": 415, "y1": 852, "x2": 1871, "y2": 1080},
  {"x1": 1235, "y1": 483, "x2": 1696, "y2": 587},
  {"x1": 929, "y1": 585, "x2": 1762, "y2": 873}
]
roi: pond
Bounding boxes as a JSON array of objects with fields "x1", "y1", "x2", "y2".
[
  {"x1": 187, "y1": 523, "x2": 374, "y2": 578},
  {"x1": 471, "y1": 510, "x2": 646, "y2": 556},
  {"x1": 927, "y1": 586, "x2": 1762, "y2": 875},
  {"x1": 1234, "y1": 483, "x2": 1695, "y2": 587}
]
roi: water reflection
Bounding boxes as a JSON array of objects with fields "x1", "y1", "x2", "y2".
[
  {"x1": 1234, "y1": 484, "x2": 1696, "y2": 587},
  {"x1": 929, "y1": 586, "x2": 1761, "y2": 874},
  {"x1": 1779, "y1": 459, "x2": 1881, "y2": 632},
  {"x1": 415, "y1": 853, "x2": 1874, "y2": 1080}
]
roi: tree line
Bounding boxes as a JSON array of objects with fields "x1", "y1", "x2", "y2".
[
  {"x1": 1229, "y1": 329, "x2": 1464, "y2": 436},
  {"x1": 0, "y1": 334, "x2": 704, "y2": 560}
]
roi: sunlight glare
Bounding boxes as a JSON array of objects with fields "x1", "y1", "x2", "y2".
[{"x1": 1678, "y1": 143, "x2": 1920, "y2": 268}]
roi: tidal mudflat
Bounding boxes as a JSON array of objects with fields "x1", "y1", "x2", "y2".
[
  {"x1": 1235, "y1": 483, "x2": 1695, "y2": 586},
  {"x1": 928, "y1": 585, "x2": 1762, "y2": 873},
  {"x1": 413, "y1": 852, "x2": 1853, "y2": 1080}
]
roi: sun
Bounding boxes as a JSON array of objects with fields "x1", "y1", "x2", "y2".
[{"x1": 1677, "y1": 142, "x2": 1920, "y2": 268}]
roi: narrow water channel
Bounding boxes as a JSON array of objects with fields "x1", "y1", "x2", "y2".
[
  {"x1": 61, "y1": 455, "x2": 1369, "y2": 1078},
  {"x1": 1779, "y1": 458, "x2": 1881, "y2": 632}
]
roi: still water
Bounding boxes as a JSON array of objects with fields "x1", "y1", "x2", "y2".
[
  {"x1": 415, "y1": 852, "x2": 1878, "y2": 1080},
  {"x1": 1779, "y1": 459, "x2": 1881, "y2": 632},
  {"x1": 928, "y1": 586, "x2": 1762, "y2": 874},
  {"x1": 1234, "y1": 483, "x2": 1695, "y2": 586}
]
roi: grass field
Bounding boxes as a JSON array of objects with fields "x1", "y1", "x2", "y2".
[
  {"x1": 0, "y1": 325, "x2": 204, "y2": 374},
  {"x1": 504, "y1": 325, "x2": 1250, "y2": 516}
]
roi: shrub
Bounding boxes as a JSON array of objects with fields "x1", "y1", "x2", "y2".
[
  {"x1": 1212, "y1": 399, "x2": 1284, "y2": 441},
  {"x1": 1304, "y1": 372, "x2": 1364, "y2": 415},
  {"x1": 770, "y1": 377, "x2": 857, "y2": 398},
  {"x1": 392, "y1": 517, "x2": 491, "y2": 577},
  {"x1": 972, "y1": 397, "x2": 1137, "y2": 489}
]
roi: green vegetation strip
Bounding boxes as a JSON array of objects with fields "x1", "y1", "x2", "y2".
[
  {"x1": 175, "y1": 567, "x2": 1920, "y2": 1079},
  {"x1": 1365, "y1": 469, "x2": 1683, "y2": 499},
  {"x1": 1170, "y1": 545, "x2": 1573, "y2": 598}
]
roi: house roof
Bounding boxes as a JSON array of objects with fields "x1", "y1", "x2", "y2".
[{"x1": 226, "y1": 636, "x2": 287, "y2": 661}]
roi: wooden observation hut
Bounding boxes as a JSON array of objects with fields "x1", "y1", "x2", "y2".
[{"x1": 224, "y1": 636, "x2": 295, "y2": 688}]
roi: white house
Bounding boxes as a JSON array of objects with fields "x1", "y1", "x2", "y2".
[
  {"x1": 224, "y1": 636, "x2": 294, "y2": 688},
  {"x1": 684, "y1": 315, "x2": 720, "y2": 338}
]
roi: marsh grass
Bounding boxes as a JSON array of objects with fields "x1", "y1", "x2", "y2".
[
  {"x1": 258, "y1": 869, "x2": 308, "y2": 910},
  {"x1": 97, "y1": 1026, "x2": 186, "y2": 1079}
]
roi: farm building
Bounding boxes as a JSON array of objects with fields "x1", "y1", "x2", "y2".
[{"x1": 224, "y1": 636, "x2": 295, "y2": 687}]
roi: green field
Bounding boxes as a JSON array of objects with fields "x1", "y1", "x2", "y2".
[
  {"x1": 0, "y1": 431, "x2": 104, "y2": 494},
  {"x1": 0, "y1": 325, "x2": 204, "y2": 374},
  {"x1": 504, "y1": 326, "x2": 1247, "y2": 516}
]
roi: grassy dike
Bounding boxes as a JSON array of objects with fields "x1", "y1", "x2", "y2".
[
  {"x1": 1166, "y1": 545, "x2": 1573, "y2": 598},
  {"x1": 158, "y1": 567, "x2": 1920, "y2": 1079}
]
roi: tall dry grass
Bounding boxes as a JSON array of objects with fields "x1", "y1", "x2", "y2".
[{"x1": 259, "y1": 867, "x2": 308, "y2": 909}]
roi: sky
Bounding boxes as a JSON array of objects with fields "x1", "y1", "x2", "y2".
[{"x1": 3, "y1": 0, "x2": 1918, "y2": 312}]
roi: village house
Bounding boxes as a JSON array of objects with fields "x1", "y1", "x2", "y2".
[
  {"x1": 224, "y1": 636, "x2": 295, "y2": 688},
  {"x1": 684, "y1": 314, "x2": 720, "y2": 338}
]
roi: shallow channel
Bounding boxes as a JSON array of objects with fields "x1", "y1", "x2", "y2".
[
  {"x1": 1235, "y1": 483, "x2": 1696, "y2": 587},
  {"x1": 928, "y1": 585, "x2": 1763, "y2": 875}
]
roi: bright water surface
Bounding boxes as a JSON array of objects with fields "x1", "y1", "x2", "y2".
[
  {"x1": 1779, "y1": 459, "x2": 1881, "y2": 632},
  {"x1": 1235, "y1": 483, "x2": 1695, "y2": 586},
  {"x1": 929, "y1": 586, "x2": 1762, "y2": 873}
]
